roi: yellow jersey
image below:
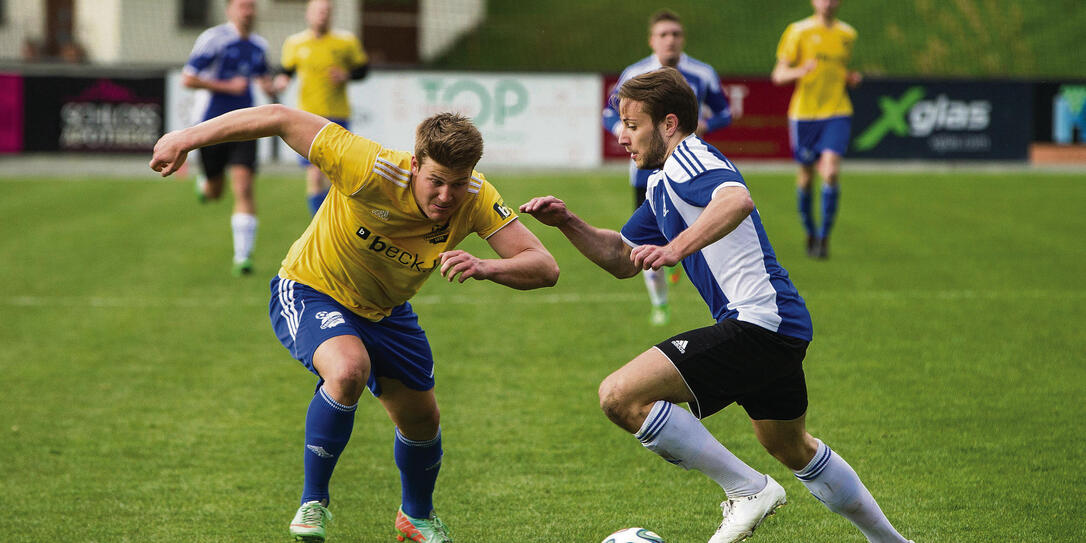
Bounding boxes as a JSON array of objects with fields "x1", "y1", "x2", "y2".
[
  {"x1": 279, "y1": 123, "x2": 517, "y2": 321},
  {"x1": 776, "y1": 16, "x2": 857, "y2": 120},
  {"x1": 281, "y1": 29, "x2": 367, "y2": 119}
]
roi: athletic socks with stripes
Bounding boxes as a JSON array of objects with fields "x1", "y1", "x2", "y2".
[
  {"x1": 301, "y1": 386, "x2": 357, "y2": 505},
  {"x1": 795, "y1": 439, "x2": 909, "y2": 543},
  {"x1": 635, "y1": 400, "x2": 766, "y2": 498}
]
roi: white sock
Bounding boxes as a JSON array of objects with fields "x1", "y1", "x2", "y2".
[
  {"x1": 795, "y1": 439, "x2": 909, "y2": 543},
  {"x1": 643, "y1": 269, "x2": 668, "y2": 306},
  {"x1": 635, "y1": 401, "x2": 766, "y2": 498},
  {"x1": 230, "y1": 213, "x2": 258, "y2": 263}
]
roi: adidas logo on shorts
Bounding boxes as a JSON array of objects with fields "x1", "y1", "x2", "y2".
[{"x1": 671, "y1": 339, "x2": 688, "y2": 354}]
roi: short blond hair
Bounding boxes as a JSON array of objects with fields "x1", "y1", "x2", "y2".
[{"x1": 414, "y1": 113, "x2": 484, "y2": 171}]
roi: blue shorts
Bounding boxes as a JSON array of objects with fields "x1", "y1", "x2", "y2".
[
  {"x1": 789, "y1": 116, "x2": 852, "y2": 165},
  {"x1": 269, "y1": 276, "x2": 435, "y2": 396},
  {"x1": 298, "y1": 118, "x2": 350, "y2": 167}
]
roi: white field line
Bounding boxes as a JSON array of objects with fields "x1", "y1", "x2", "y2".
[{"x1": 3, "y1": 289, "x2": 1082, "y2": 309}]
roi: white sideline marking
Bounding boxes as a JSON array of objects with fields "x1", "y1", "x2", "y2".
[{"x1": 3, "y1": 289, "x2": 1081, "y2": 308}]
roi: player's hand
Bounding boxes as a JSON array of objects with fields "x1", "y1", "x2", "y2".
[
  {"x1": 439, "y1": 250, "x2": 490, "y2": 283},
  {"x1": 519, "y1": 196, "x2": 573, "y2": 227},
  {"x1": 328, "y1": 67, "x2": 348, "y2": 85},
  {"x1": 847, "y1": 71, "x2": 863, "y2": 88},
  {"x1": 800, "y1": 59, "x2": 818, "y2": 76},
  {"x1": 630, "y1": 244, "x2": 681, "y2": 271},
  {"x1": 149, "y1": 130, "x2": 189, "y2": 177},
  {"x1": 222, "y1": 76, "x2": 249, "y2": 95}
]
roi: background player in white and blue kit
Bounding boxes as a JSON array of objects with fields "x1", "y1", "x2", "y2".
[
  {"x1": 523, "y1": 68, "x2": 911, "y2": 543},
  {"x1": 182, "y1": 0, "x2": 276, "y2": 276},
  {"x1": 603, "y1": 9, "x2": 733, "y2": 325}
]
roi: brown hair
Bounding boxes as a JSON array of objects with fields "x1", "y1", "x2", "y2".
[
  {"x1": 617, "y1": 67, "x2": 698, "y2": 134},
  {"x1": 414, "y1": 112, "x2": 484, "y2": 171},
  {"x1": 648, "y1": 9, "x2": 682, "y2": 33}
]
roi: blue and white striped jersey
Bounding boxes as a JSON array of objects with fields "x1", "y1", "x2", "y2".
[
  {"x1": 183, "y1": 23, "x2": 270, "y2": 122},
  {"x1": 604, "y1": 54, "x2": 732, "y2": 188},
  {"x1": 620, "y1": 135, "x2": 813, "y2": 341}
]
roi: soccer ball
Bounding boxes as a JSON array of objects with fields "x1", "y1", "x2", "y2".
[{"x1": 601, "y1": 527, "x2": 666, "y2": 543}]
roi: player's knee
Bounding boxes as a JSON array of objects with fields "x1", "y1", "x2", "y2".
[
  {"x1": 322, "y1": 361, "x2": 369, "y2": 404},
  {"x1": 598, "y1": 378, "x2": 636, "y2": 430}
]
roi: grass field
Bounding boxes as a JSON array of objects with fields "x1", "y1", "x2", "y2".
[{"x1": 1, "y1": 166, "x2": 1084, "y2": 542}]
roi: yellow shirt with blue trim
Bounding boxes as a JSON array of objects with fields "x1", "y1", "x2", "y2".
[
  {"x1": 278, "y1": 123, "x2": 517, "y2": 321},
  {"x1": 776, "y1": 16, "x2": 857, "y2": 120},
  {"x1": 281, "y1": 29, "x2": 367, "y2": 119}
]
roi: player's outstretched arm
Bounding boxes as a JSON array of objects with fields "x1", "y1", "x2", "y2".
[
  {"x1": 150, "y1": 104, "x2": 327, "y2": 177},
  {"x1": 439, "y1": 220, "x2": 559, "y2": 290},
  {"x1": 771, "y1": 58, "x2": 817, "y2": 86},
  {"x1": 520, "y1": 196, "x2": 640, "y2": 279},
  {"x1": 632, "y1": 186, "x2": 754, "y2": 271}
]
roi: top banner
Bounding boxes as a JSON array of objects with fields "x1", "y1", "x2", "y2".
[
  {"x1": 849, "y1": 80, "x2": 1032, "y2": 160},
  {"x1": 276, "y1": 71, "x2": 603, "y2": 169}
]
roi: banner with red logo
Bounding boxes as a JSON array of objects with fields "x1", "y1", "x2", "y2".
[
  {"x1": 602, "y1": 76, "x2": 793, "y2": 161},
  {"x1": 0, "y1": 74, "x2": 24, "y2": 154}
]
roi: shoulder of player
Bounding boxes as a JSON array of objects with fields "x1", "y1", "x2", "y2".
[
  {"x1": 283, "y1": 30, "x2": 310, "y2": 46},
  {"x1": 249, "y1": 32, "x2": 271, "y2": 49},
  {"x1": 619, "y1": 55, "x2": 659, "y2": 80},
  {"x1": 329, "y1": 29, "x2": 361, "y2": 42},
  {"x1": 835, "y1": 20, "x2": 857, "y2": 37},
  {"x1": 788, "y1": 16, "x2": 821, "y2": 35},
  {"x1": 664, "y1": 137, "x2": 740, "y2": 182},
  {"x1": 367, "y1": 148, "x2": 413, "y2": 189},
  {"x1": 677, "y1": 55, "x2": 720, "y2": 83}
]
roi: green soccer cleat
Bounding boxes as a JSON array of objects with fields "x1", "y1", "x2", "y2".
[
  {"x1": 232, "y1": 258, "x2": 254, "y2": 277},
  {"x1": 194, "y1": 175, "x2": 208, "y2": 204},
  {"x1": 649, "y1": 304, "x2": 670, "y2": 326},
  {"x1": 395, "y1": 507, "x2": 452, "y2": 543},
  {"x1": 666, "y1": 265, "x2": 683, "y2": 285},
  {"x1": 289, "y1": 501, "x2": 332, "y2": 542}
]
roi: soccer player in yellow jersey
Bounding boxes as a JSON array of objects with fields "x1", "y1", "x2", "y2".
[
  {"x1": 772, "y1": 0, "x2": 862, "y2": 259},
  {"x1": 150, "y1": 104, "x2": 559, "y2": 543},
  {"x1": 275, "y1": 0, "x2": 369, "y2": 215}
]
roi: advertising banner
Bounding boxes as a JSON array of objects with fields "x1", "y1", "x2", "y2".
[
  {"x1": 602, "y1": 76, "x2": 794, "y2": 161},
  {"x1": 275, "y1": 71, "x2": 603, "y2": 168},
  {"x1": 22, "y1": 76, "x2": 164, "y2": 152},
  {"x1": 0, "y1": 73, "x2": 23, "y2": 154},
  {"x1": 1032, "y1": 81, "x2": 1086, "y2": 144},
  {"x1": 849, "y1": 80, "x2": 1032, "y2": 160}
]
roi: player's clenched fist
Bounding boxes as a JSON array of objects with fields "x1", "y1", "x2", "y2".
[
  {"x1": 519, "y1": 196, "x2": 573, "y2": 227},
  {"x1": 149, "y1": 131, "x2": 190, "y2": 177}
]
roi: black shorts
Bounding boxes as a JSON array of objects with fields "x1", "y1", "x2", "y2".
[
  {"x1": 655, "y1": 319, "x2": 809, "y2": 421},
  {"x1": 199, "y1": 140, "x2": 258, "y2": 179}
]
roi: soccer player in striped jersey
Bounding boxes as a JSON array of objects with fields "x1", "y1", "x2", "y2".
[
  {"x1": 522, "y1": 68, "x2": 910, "y2": 543},
  {"x1": 182, "y1": 0, "x2": 277, "y2": 276},
  {"x1": 602, "y1": 9, "x2": 733, "y2": 326},
  {"x1": 772, "y1": 0, "x2": 862, "y2": 259},
  {"x1": 275, "y1": 0, "x2": 369, "y2": 215},
  {"x1": 151, "y1": 105, "x2": 559, "y2": 543}
]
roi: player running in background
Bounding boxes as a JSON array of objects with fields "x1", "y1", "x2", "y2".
[
  {"x1": 772, "y1": 0, "x2": 862, "y2": 259},
  {"x1": 182, "y1": 0, "x2": 276, "y2": 276},
  {"x1": 150, "y1": 105, "x2": 559, "y2": 543},
  {"x1": 602, "y1": 9, "x2": 733, "y2": 326},
  {"x1": 522, "y1": 68, "x2": 910, "y2": 543},
  {"x1": 275, "y1": 0, "x2": 369, "y2": 215}
]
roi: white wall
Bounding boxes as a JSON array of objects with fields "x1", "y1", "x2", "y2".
[
  {"x1": 0, "y1": 0, "x2": 45, "y2": 61},
  {"x1": 75, "y1": 0, "x2": 121, "y2": 63},
  {"x1": 419, "y1": 0, "x2": 484, "y2": 62}
]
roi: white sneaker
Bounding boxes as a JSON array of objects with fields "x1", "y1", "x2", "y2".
[
  {"x1": 290, "y1": 500, "x2": 332, "y2": 542},
  {"x1": 708, "y1": 476, "x2": 787, "y2": 543}
]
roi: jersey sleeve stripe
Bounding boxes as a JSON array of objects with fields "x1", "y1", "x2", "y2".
[
  {"x1": 307, "y1": 122, "x2": 337, "y2": 163},
  {"x1": 374, "y1": 157, "x2": 410, "y2": 178},
  {"x1": 373, "y1": 161, "x2": 409, "y2": 182},
  {"x1": 681, "y1": 142, "x2": 707, "y2": 172},
  {"x1": 672, "y1": 148, "x2": 698, "y2": 179},
  {"x1": 373, "y1": 168, "x2": 407, "y2": 188}
]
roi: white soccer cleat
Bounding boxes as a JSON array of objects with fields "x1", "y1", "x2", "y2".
[{"x1": 707, "y1": 475, "x2": 787, "y2": 543}]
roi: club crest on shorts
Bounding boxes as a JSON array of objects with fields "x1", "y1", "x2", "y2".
[{"x1": 315, "y1": 311, "x2": 345, "y2": 329}]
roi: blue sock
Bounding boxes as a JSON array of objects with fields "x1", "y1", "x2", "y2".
[
  {"x1": 395, "y1": 427, "x2": 443, "y2": 518},
  {"x1": 301, "y1": 386, "x2": 357, "y2": 505},
  {"x1": 797, "y1": 188, "x2": 816, "y2": 237},
  {"x1": 307, "y1": 190, "x2": 328, "y2": 216},
  {"x1": 819, "y1": 184, "x2": 840, "y2": 239}
]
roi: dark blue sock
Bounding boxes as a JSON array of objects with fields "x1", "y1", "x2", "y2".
[
  {"x1": 301, "y1": 386, "x2": 356, "y2": 505},
  {"x1": 797, "y1": 188, "x2": 816, "y2": 237},
  {"x1": 394, "y1": 427, "x2": 443, "y2": 518},
  {"x1": 307, "y1": 190, "x2": 328, "y2": 216},
  {"x1": 819, "y1": 184, "x2": 840, "y2": 239}
]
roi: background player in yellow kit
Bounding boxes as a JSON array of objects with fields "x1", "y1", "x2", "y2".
[
  {"x1": 150, "y1": 104, "x2": 559, "y2": 543},
  {"x1": 276, "y1": 0, "x2": 369, "y2": 215},
  {"x1": 772, "y1": 0, "x2": 862, "y2": 259}
]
